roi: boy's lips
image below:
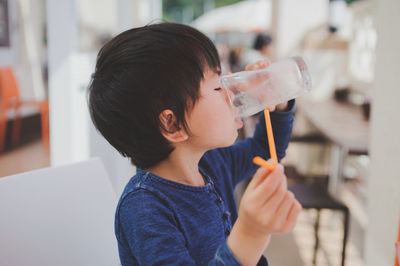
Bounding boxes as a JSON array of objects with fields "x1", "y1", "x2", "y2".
[{"x1": 235, "y1": 117, "x2": 244, "y2": 128}]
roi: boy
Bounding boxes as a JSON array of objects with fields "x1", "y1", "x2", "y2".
[{"x1": 88, "y1": 22, "x2": 301, "y2": 265}]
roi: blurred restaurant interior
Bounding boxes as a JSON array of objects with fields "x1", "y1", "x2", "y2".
[{"x1": 0, "y1": 0, "x2": 399, "y2": 265}]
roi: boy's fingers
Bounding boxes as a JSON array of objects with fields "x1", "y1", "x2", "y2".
[
  {"x1": 267, "y1": 106, "x2": 276, "y2": 112},
  {"x1": 245, "y1": 60, "x2": 271, "y2": 71},
  {"x1": 253, "y1": 163, "x2": 285, "y2": 195},
  {"x1": 273, "y1": 191, "x2": 295, "y2": 227},
  {"x1": 281, "y1": 200, "x2": 302, "y2": 233},
  {"x1": 249, "y1": 159, "x2": 280, "y2": 190},
  {"x1": 261, "y1": 179, "x2": 287, "y2": 214},
  {"x1": 257, "y1": 60, "x2": 271, "y2": 68},
  {"x1": 247, "y1": 166, "x2": 270, "y2": 190},
  {"x1": 256, "y1": 176, "x2": 283, "y2": 204},
  {"x1": 247, "y1": 163, "x2": 287, "y2": 206}
]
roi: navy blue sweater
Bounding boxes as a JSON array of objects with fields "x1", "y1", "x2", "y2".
[{"x1": 115, "y1": 101, "x2": 295, "y2": 265}]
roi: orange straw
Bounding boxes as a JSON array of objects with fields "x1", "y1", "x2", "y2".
[
  {"x1": 253, "y1": 109, "x2": 278, "y2": 171},
  {"x1": 253, "y1": 156, "x2": 275, "y2": 171}
]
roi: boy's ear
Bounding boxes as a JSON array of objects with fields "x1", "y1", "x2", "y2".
[{"x1": 159, "y1": 109, "x2": 189, "y2": 143}]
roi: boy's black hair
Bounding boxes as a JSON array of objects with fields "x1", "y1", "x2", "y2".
[
  {"x1": 88, "y1": 22, "x2": 221, "y2": 169},
  {"x1": 253, "y1": 33, "x2": 272, "y2": 51}
]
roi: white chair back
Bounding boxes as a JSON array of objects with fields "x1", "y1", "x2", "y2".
[{"x1": 0, "y1": 158, "x2": 120, "y2": 266}]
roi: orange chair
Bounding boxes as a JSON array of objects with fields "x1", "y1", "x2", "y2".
[{"x1": 0, "y1": 67, "x2": 49, "y2": 152}]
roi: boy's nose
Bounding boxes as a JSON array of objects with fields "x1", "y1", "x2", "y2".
[{"x1": 223, "y1": 88, "x2": 240, "y2": 117}]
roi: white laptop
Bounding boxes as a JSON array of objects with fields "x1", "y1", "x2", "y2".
[{"x1": 0, "y1": 158, "x2": 120, "y2": 266}]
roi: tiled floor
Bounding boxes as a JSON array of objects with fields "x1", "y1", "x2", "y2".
[
  {"x1": 293, "y1": 209, "x2": 364, "y2": 266},
  {"x1": 265, "y1": 209, "x2": 365, "y2": 265}
]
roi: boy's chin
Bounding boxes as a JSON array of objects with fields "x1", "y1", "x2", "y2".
[{"x1": 213, "y1": 133, "x2": 239, "y2": 149}]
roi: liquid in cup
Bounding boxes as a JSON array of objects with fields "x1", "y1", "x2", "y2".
[{"x1": 220, "y1": 56, "x2": 312, "y2": 118}]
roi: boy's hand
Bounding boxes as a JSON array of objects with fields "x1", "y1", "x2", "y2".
[
  {"x1": 237, "y1": 164, "x2": 301, "y2": 235},
  {"x1": 245, "y1": 59, "x2": 271, "y2": 71},
  {"x1": 228, "y1": 163, "x2": 302, "y2": 265},
  {"x1": 245, "y1": 60, "x2": 289, "y2": 112}
]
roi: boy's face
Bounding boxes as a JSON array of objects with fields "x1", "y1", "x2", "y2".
[{"x1": 185, "y1": 69, "x2": 243, "y2": 150}]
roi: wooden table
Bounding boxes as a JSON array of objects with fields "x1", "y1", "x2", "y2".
[{"x1": 297, "y1": 98, "x2": 370, "y2": 197}]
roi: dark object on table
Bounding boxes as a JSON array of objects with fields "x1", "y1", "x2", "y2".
[
  {"x1": 334, "y1": 87, "x2": 350, "y2": 102},
  {"x1": 361, "y1": 101, "x2": 370, "y2": 121}
]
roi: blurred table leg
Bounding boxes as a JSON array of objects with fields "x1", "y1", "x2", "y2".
[{"x1": 328, "y1": 144, "x2": 347, "y2": 198}]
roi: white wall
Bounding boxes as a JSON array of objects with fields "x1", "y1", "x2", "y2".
[
  {"x1": 271, "y1": 0, "x2": 329, "y2": 59},
  {"x1": 132, "y1": 0, "x2": 162, "y2": 27},
  {"x1": 47, "y1": 0, "x2": 161, "y2": 195},
  {"x1": 47, "y1": 0, "x2": 79, "y2": 166},
  {"x1": 365, "y1": 0, "x2": 400, "y2": 265}
]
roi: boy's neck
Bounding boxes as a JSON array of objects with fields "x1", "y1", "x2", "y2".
[{"x1": 146, "y1": 147, "x2": 206, "y2": 187}]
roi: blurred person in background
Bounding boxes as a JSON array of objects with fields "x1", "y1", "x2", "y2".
[
  {"x1": 229, "y1": 46, "x2": 244, "y2": 72},
  {"x1": 216, "y1": 42, "x2": 232, "y2": 74},
  {"x1": 240, "y1": 33, "x2": 273, "y2": 70}
]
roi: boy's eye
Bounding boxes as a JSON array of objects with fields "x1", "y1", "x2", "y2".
[{"x1": 214, "y1": 87, "x2": 222, "y2": 91}]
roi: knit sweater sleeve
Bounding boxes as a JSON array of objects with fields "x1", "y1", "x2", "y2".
[{"x1": 208, "y1": 100, "x2": 295, "y2": 186}]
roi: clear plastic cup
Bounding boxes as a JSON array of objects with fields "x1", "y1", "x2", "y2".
[{"x1": 220, "y1": 56, "x2": 312, "y2": 118}]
